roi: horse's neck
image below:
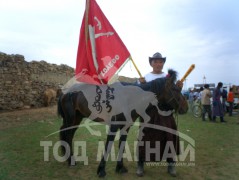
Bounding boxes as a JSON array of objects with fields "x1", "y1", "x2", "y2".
[
  {"x1": 138, "y1": 83, "x2": 152, "y2": 91},
  {"x1": 140, "y1": 79, "x2": 165, "y2": 93}
]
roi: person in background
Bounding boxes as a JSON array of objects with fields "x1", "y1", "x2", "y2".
[
  {"x1": 212, "y1": 82, "x2": 226, "y2": 122},
  {"x1": 227, "y1": 87, "x2": 234, "y2": 116},
  {"x1": 193, "y1": 88, "x2": 199, "y2": 102},
  {"x1": 201, "y1": 84, "x2": 212, "y2": 121},
  {"x1": 198, "y1": 87, "x2": 204, "y2": 105},
  {"x1": 222, "y1": 87, "x2": 228, "y2": 113},
  {"x1": 189, "y1": 89, "x2": 194, "y2": 111}
]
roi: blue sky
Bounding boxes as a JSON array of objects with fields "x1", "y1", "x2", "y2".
[{"x1": 0, "y1": 0, "x2": 238, "y2": 89}]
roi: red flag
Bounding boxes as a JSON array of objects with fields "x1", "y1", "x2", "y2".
[{"x1": 75, "y1": 0, "x2": 130, "y2": 84}]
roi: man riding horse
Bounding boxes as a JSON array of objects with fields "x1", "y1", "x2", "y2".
[
  {"x1": 137, "y1": 52, "x2": 186, "y2": 177},
  {"x1": 57, "y1": 66, "x2": 188, "y2": 177}
]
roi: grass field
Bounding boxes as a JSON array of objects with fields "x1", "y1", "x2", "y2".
[{"x1": 1, "y1": 107, "x2": 239, "y2": 180}]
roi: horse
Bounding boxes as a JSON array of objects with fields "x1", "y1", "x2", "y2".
[
  {"x1": 57, "y1": 69, "x2": 188, "y2": 177},
  {"x1": 43, "y1": 88, "x2": 56, "y2": 107}
]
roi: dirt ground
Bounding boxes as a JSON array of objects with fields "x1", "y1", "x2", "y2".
[
  {"x1": 1, "y1": 105, "x2": 238, "y2": 130},
  {"x1": 0, "y1": 105, "x2": 58, "y2": 130}
]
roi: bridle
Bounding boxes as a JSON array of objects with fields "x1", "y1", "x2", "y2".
[
  {"x1": 165, "y1": 85, "x2": 185, "y2": 114},
  {"x1": 151, "y1": 77, "x2": 186, "y2": 114}
]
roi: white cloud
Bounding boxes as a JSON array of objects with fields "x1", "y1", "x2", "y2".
[{"x1": 0, "y1": 0, "x2": 239, "y2": 87}]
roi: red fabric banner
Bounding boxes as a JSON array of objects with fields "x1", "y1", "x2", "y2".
[{"x1": 75, "y1": 0, "x2": 130, "y2": 84}]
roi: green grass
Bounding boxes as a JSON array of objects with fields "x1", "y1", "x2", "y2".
[{"x1": 0, "y1": 113, "x2": 239, "y2": 180}]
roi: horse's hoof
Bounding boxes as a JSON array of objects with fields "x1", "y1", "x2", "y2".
[
  {"x1": 136, "y1": 165, "x2": 144, "y2": 177},
  {"x1": 68, "y1": 157, "x2": 76, "y2": 166},
  {"x1": 98, "y1": 171, "x2": 106, "y2": 178},
  {"x1": 69, "y1": 162, "x2": 76, "y2": 167},
  {"x1": 97, "y1": 166, "x2": 106, "y2": 178},
  {"x1": 115, "y1": 166, "x2": 128, "y2": 174}
]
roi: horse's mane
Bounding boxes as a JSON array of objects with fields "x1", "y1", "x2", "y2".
[{"x1": 167, "y1": 69, "x2": 177, "y2": 83}]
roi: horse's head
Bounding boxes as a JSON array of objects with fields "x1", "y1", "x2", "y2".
[{"x1": 154, "y1": 69, "x2": 188, "y2": 114}]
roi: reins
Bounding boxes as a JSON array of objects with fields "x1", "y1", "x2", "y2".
[{"x1": 166, "y1": 85, "x2": 182, "y2": 154}]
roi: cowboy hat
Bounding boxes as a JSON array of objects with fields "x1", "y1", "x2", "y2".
[{"x1": 149, "y1": 52, "x2": 166, "y2": 64}]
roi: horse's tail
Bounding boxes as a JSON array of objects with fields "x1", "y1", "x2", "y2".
[
  {"x1": 57, "y1": 94, "x2": 65, "y2": 119},
  {"x1": 57, "y1": 93, "x2": 67, "y2": 156}
]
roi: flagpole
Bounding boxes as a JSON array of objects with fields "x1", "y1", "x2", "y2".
[
  {"x1": 129, "y1": 56, "x2": 143, "y2": 78},
  {"x1": 85, "y1": 0, "x2": 90, "y2": 44}
]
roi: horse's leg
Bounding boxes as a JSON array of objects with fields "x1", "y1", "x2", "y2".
[
  {"x1": 59, "y1": 93, "x2": 80, "y2": 166},
  {"x1": 137, "y1": 111, "x2": 151, "y2": 141},
  {"x1": 59, "y1": 98, "x2": 68, "y2": 156},
  {"x1": 135, "y1": 116, "x2": 145, "y2": 177},
  {"x1": 60, "y1": 110, "x2": 74, "y2": 165},
  {"x1": 60, "y1": 123, "x2": 67, "y2": 155},
  {"x1": 128, "y1": 110, "x2": 145, "y2": 176},
  {"x1": 97, "y1": 124, "x2": 118, "y2": 177},
  {"x1": 65, "y1": 111, "x2": 84, "y2": 166},
  {"x1": 115, "y1": 126, "x2": 130, "y2": 174}
]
